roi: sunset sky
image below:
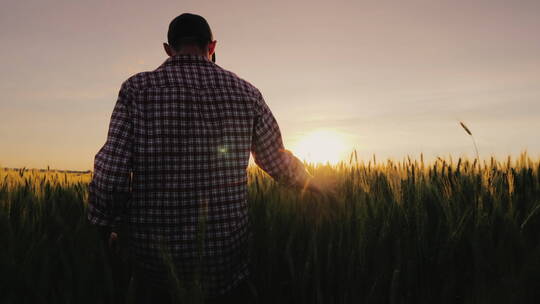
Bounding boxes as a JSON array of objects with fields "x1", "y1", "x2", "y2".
[{"x1": 1, "y1": 0, "x2": 539, "y2": 170}]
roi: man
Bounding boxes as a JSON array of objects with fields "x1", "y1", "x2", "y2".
[{"x1": 88, "y1": 13, "x2": 323, "y2": 303}]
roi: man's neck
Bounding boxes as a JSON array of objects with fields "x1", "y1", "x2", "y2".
[{"x1": 175, "y1": 46, "x2": 207, "y2": 58}]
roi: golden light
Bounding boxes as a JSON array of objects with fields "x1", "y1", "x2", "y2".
[{"x1": 291, "y1": 130, "x2": 350, "y2": 164}]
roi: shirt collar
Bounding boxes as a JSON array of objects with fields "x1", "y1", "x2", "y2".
[{"x1": 159, "y1": 54, "x2": 212, "y2": 69}]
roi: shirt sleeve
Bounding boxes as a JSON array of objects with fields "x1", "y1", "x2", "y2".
[
  {"x1": 87, "y1": 82, "x2": 133, "y2": 227},
  {"x1": 250, "y1": 93, "x2": 312, "y2": 188}
]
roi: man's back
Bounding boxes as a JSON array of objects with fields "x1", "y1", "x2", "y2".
[{"x1": 88, "y1": 54, "x2": 307, "y2": 296}]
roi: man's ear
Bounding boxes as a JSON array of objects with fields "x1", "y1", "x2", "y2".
[
  {"x1": 163, "y1": 43, "x2": 176, "y2": 57},
  {"x1": 208, "y1": 40, "x2": 217, "y2": 58}
]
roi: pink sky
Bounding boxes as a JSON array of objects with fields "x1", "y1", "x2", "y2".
[{"x1": 1, "y1": 0, "x2": 539, "y2": 170}]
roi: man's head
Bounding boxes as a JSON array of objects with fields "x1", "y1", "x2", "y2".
[{"x1": 164, "y1": 13, "x2": 216, "y2": 62}]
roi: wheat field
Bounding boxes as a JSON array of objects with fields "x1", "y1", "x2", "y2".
[{"x1": 1, "y1": 155, "x2": 539, "y2": 303}]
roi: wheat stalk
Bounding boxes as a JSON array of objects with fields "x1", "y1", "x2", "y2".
[{"x1": 459, "y1": 121, "x2": 480, "y2": 160}]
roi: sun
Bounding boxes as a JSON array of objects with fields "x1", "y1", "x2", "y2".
[{"x1": 291, "y1": 130, "x2": 350, "y2": 164}]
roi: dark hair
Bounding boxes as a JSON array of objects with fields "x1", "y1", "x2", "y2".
[{"x1": 167, "y1": 13, "x2": 213, "y2": 51}]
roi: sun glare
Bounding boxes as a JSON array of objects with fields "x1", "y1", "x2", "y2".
[{"x1": 291, "y1": 130, "x2": 350, "y2": 164}]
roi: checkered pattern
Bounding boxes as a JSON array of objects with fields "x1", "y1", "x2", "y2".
[{"x1": 87, "y1": 54, "x2": 310, "y2": 296}]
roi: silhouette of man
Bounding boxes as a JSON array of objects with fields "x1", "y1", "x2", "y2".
[{"x1": 88, "y1": 13, "x2": 323, "y2": 303}]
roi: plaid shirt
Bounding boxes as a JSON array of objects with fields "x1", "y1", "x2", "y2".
[{"x1": 87, "y1": 54, "x2": 310, "y2": 296}]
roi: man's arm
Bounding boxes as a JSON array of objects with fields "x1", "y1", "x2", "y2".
[
  {"x1": 250, "y1": 93, "x2": 318, "y2": 192},
  {"x1": 87, "y1": 82, "x2": 133, "y2": 227}
]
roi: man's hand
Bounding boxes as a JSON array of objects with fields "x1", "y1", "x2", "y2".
[
  {"x1": 304, "y1": 175, "x2": 338, "y2": 197},
  {"x1": 109, "y1": 232, "x2": 119, "y2": 253}
]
